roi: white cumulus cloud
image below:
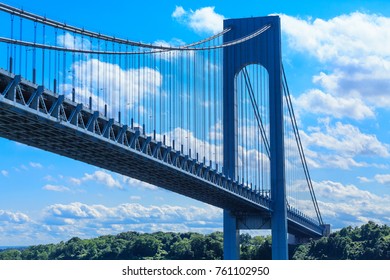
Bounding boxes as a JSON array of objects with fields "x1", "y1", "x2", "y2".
[
  {"x1": 82, "y1": 170, "x2": 122, "y2": 189},
  {"x1": 172, "y1": 6, "x2": 224, "y2": 35},
  {"x1": 122, "y1": 176, "x2": 158, "y2": 190},
  {"x1": 0, "y1": 210, "x2": 31, "y2": 224},
  {"x1": 299, "y1": 119, "x2": 389, "y2": 169},
  {"x1": 294, "y1": 89, "x2": 375, "y2": 120},
  {"x1": 44, "y1": 202, "x2": 221, "y2": 224},
  {"x1": 39, "y1": 202, "x2": 222, "y2": 241},
  {"x1": 172, "y1": 6, "x2": 186, "y2": 18},
  {"x1": 374, "y1": 174, "x2": 390, "y2": 185},
  {"x1": 61, "y1": 58, "x2": 162, "y2": 115},
  {"x1": 291, "y1": 180, "x2": 390, "y2": 228},
  {"x1": 281, "y1": 12, "x2": 390, "y2": 114},
  {"x1": 42, "y1": 184, "x2": 71, "y2": 192},
  {"x1": 29, "y1": 162, "x2": 43, "y2": 169}
]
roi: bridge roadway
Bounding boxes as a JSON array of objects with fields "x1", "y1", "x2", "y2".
[{"x1": 0, "y1": 69, "x2": 324, "y2": 238}]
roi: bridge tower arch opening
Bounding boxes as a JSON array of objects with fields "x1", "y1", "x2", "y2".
[
  {"x1": 234, "y1": 63, "x2": 270, "y2": 189},
  {"x1": 223, "y1": 16, "x2": 288, "y2": 260}
]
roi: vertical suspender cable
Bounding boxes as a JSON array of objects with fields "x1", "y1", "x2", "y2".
[
  {"x1": 125, "y1": 44, "x2": 129, "y2": 126},
  {"x1": 130, "y1": 46, "x2": 135, "y2": 125},
  {"x1": 103, "y1": 41, "x2": 107, "y2": 117},
  {"x1": 178, "y1": 50, "x2": 182, "y2": 148},
  {"x1": 72, "y1": 32, "x2": 76, "y2": 102},
  {"x1": 89, "y1": 37, "x2": 93, "y2": 111},
  {"x1": 159, "y1": 50, "x2": 162, "y2": 137},
  {"x1": 208, "y1": 47, "x2": 211, "y2": 166},
  {"x1": 153, "y1": 50, "x2": 156, "y2": 136},
  {"x1": 54, "y1": 28, "x2": 58, "y2": 93},
  {"x1": 9, "y1": 14, "x2": 14, "y2": 73},
  {"x1": 187, "y1": 50, "x2": 190, "y2": 153},
  {"x1": 97, "y1": 38, "x2": 100, "y2": 112},
  {"x1": 110, "y1": 41, "x2": 114, "y2": 118},
  {"x1": 137, "y1": 51, "x2": 141, "y2": 126},
  {"x1": 33, "y1": 21, "x2": 37, "y2": 83},
  {"x1": 216, "y1": 47, "x2": 219, "y2": 169},
  {"x1": 7, "y1": 15, "x2": 10, "y2": 72},
  {"x1": 42, "y1": 24, "x2": 45, "y2": 86},
  {"x1": 19, "y1": 17, "x2": 22, "y2": 75},
  {"x1": 193, "y1": 50, "x2": 197, "y2": 157},
  {"x1": 62, "y1": 29, "x2": 66, "y2": 95},
  {"x1": 80, "y1": 34, "x2": 84, "y2": 105},
  {"x1": 48, "y1": 28, "x2": 51, "y2": 90},
  {"x1": 119, "y1": 45, "x2": 122, "y2": 123}
]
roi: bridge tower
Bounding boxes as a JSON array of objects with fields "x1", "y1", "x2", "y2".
[{"x1": 223, "y1": 16, "x2": 287, "y2": 260}]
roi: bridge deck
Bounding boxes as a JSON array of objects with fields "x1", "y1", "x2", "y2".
[{"x1": 0, "y1": 69, "x2": 323, "y2": 238}]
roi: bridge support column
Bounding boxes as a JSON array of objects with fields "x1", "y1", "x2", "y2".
[
  {"x1": 268, "y1": 16, "x2": 288, "y2": 260},
  {"x1": 271, "y1": 207, "x2": 288, "y2": 259},
  {"x1": 223, "y1": 16, "x2": 288, "y2": 260},
  {"x1": 223, "y1": 210, "x2": 240, "y2": 260}
]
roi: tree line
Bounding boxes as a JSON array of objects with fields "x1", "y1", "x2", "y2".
[
  {"x1": 293, "y1": 221, "x2": 390, "y2": 259},
  {"x1": 0, "y1": 221, "x2": 389, "y2": 260},
  {"x1": 0, "y1": 231, "x2": 271, "y2": 260}
]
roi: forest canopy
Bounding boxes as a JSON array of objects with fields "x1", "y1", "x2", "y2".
[{"x1": 0, "y1": 221, "x2": 389, "y2": 260}]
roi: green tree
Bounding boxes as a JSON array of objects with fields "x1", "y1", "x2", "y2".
[
  {"x1": 190, "y1": 234, "x2": 206, "y2": 259},
  {"x1": 0, "y1": 249, "x2": 22, "y2": 260},
  {"x1": 127, "y1": 235, "x2": 161, "y2": 259},
  {"x1": 169, "y1": 238, "x2": 194, "y2": 260},
  {"x1": 205, "y1": 232, "x2": 223, "y2": 259},
  {"x1": 292, "y1": 221, "x2": 390, "y2": 260}
]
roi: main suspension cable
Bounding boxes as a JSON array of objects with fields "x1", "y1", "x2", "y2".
[
  {"x1": 282, "y1": 64, "x2": 323, "y2": 225},
  {"x1": 0, "y1": 3, "x2": 232, "y2": 51}
]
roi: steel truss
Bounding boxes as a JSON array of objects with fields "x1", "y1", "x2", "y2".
[{"x1": 0, "y1": 68, "x2": 324, "y2": 238}]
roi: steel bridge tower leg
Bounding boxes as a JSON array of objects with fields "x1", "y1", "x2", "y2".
[
  {"x1": 223, "y1": 210, "x2": 240, "y2": 260},
  {"x1": 223, "y1": 16, "x2": 288, "y2": 260}
]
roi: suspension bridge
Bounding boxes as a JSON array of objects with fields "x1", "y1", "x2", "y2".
[{"x1": 0, "y1": 3, "x2": 329, "y2": 260}]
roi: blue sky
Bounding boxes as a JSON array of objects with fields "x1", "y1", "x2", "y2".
[{"x1": 1, "y1": 0, "x2": 390, "y2": 245}]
